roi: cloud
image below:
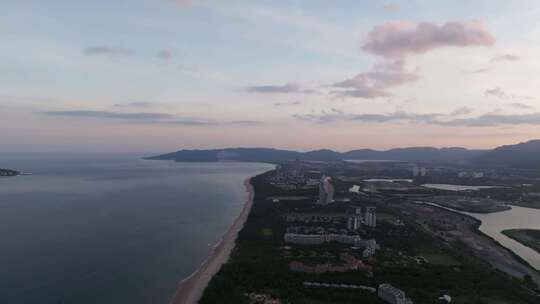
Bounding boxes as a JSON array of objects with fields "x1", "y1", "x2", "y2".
[
  {"x1": 332, "y1": 87, "x2": 392, "y2": 99},
  {"x1": 469, "y1": 67, "x2": 491, "y2": 74},
  {"x1": 484, "y1": 87, "x2": 506, "y2": 98},
  {"x1": 332, "y1": 20, "x2": 493, "y2": 99},
  {"x1": 362, "y1": 20, "x2": 495, "y2": 58},
  {"x1": 294, "y1": 110, "x2": 444, "y2": 124},
  {"x1": 383, "y1": 3, "x2": 399, "y2": 12},
  {"x1": 331, "y1": 60, "x2": 420, "y2": 98},
  {"x1": 167, "y1": 119, "x2": 261, "y2": 126},
  {"x1": 484, "y1": 87, "x2": 532, "y2": 100},
  {"x1": 450, "y1": 106, "x2": 474, "y2": 116},
  {"x1": 244, "y1": 83, "x2": 316, "y2": 94},
  {"x1": 467, "y1": 54, "x2": 518, "y2": 75},
  {"x1": 42, "y1": 110, "x2": 261, "y2": 126},
  {"x1": 113, "y1": 102, "x2": 164, "y2": 108},
  {"x1": 294, "y1": 108, "x2": 540, "y2": 127},
  {"x1": 44, "y1": 110, "x2": 173, "y2": 120},
  {"x1": 173, "y1": 0, "x2": 192, "y2": 4},
  {"x1": 158, "y1": 49, "x2": 173, "y2": 60},
  {"x1": 490, "y1": 54, "x2": 519, "y2": 62},
  {"x1": 273, "y1": 101, "x2": 302, "y2": 106},
  {"x1": 437, "y1": 112, "x2": 540, "y2": 127},
  {"x1": 508, "y1": 103, "x2": 533, "y2": 109},
  {"x1": 84, "y1": 46, "x2": 133, "y2": 56}
]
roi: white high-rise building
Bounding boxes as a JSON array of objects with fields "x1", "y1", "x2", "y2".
[
  {"x1": 347, "y1": 206, "x2": 362, "y2": 230},
  {"x1": 412, "y1": 166, "x2": 427, "y2": 177},
  {"x1": 347, "y1": 216, "x2": 359, "y2": 231},
  {"x1": 317, "y1": 176, "x2": 334, "y2": 205},
  {"x1": 364, "y1": 206, "x2": 377, "y2": 227}
]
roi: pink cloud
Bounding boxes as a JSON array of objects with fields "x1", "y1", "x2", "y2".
[
  {"x1": 332, "y1": 60, "x2": 419, "y2": 98},
  {"x1": 362, "y1": 20, "x2": 495, "y2": 58}
]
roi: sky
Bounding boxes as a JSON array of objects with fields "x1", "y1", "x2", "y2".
[{"x1": 2, "y1": 0, "x2": 540, "y2": 153}]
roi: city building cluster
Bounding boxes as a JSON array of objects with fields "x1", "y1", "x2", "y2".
[
  {"x1": 270, "y1": 162, "x2": 320, "y2": 190},
  {"x1": 283, "y1": 233, "x2": 378, "y2": 258},
  {"x1": 347, "y1": 206, "x2": 377, "y2": 230},
  {"x1": 457, "y1": 171, "x2": 485, "y2": 179}
]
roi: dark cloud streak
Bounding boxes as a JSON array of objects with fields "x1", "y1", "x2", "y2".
[
  {"x1": 42, "y1": 110, "x2": 262, "y2": 127},
  {"x1": 84, "y1": 46, "x2": 133, "y2": 56},
  {"x1": 244, "y1": 83, "x2": 316, "y2": 94},
  {"x1": 294, "y1": 108, "x2": 540, "y2": 127}
]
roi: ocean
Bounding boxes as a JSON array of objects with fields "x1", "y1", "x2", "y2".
[{"x1": 0, "y1": 154, "x2": 273, "y2": 304}]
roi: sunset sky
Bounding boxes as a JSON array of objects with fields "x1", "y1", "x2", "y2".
[{"x1": 2, "y1": 0, "x2": 540, "y2": 153}]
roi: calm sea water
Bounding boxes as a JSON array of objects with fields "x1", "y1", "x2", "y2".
[{"x1": 0, "y1": 154, "x2": 273, "y2": 304}]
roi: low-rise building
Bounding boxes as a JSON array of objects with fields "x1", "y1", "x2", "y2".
[
  {"x1": 378, "y1": 284, "x2": 413, "y2": 304},
  {"x1": 284, "y1": 233, "x2": 365, "y2": 246}
]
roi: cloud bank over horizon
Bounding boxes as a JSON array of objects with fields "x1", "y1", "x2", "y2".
[{"x1": 1, "y1": 0, "x2": 539, "y2": 152}]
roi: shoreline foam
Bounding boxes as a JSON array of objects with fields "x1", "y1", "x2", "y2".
[{"x1": 169, "y1": 177, "x2": 255, "y2": 304}]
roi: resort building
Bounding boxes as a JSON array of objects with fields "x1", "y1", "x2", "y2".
[
  {"x1": 378, "y1": 284, "x2": 414, "y2": 304},
  {"x1": 284, "y1": 233, "x2": 365, "y2": 247}
]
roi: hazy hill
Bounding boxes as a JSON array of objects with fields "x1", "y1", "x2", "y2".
[
  {"x1": 147, "y1": 148, "x2": 301, "y2": 162},
  {"x1": 343, "y1": 147, "x2": 484, "y2": 162},
  {"x1": 147, "y1": 146, "x2": 483, "y2": 163},
  {"x1": 473, "y1": 140, "x2": 540, "y2": 169},
  {"x1": 148, "y1": 140, "x2": 540, "y2": 167}
]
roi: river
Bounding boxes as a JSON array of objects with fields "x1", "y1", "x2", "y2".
[{"x1": 463, "y1": 206, "x2": 540, "y2": 270}]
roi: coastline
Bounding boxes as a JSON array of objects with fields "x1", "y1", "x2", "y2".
[{"x1": 169, "y1": 177, "x2": 255, "y2": 304}]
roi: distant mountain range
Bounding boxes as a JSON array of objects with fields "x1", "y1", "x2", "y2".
[
  {"x1": 147, "y1": 140, "x2": 540, "y2": 168},
  {"x1": 473, "y1": 140, "x2": 540, "y2": 169}
]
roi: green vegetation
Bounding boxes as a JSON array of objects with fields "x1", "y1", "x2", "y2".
[
  {"x1": 503, "y1": 229, "x2": 540, "y2": 254},
  {"x1": 200, "y1": 171, "x2": 540, "y2": 303},
  {"x1": 419, "y1": 252, "x2": 461, "y2": 266}
]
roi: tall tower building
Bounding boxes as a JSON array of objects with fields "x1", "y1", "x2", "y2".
[
  {"x1": 318, "y1": 178, "x2": 327, "y2": 205},
  {"x1": 347, "y1": 216, "x2": 359, "y2": 231},
  {"x1": 364, "y1": 206, "x2": 377, "y2": 227},
  {"x1": 347, "y1": 206, "x2": 362, "y2": 231},
  {"x1": 317, "y1": 176, "x2": 334, "y2": 205}
]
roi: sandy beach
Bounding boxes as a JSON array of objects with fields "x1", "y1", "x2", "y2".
[{"x1": 169, "y1": 177, "x2": 255, "y2": 304}]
